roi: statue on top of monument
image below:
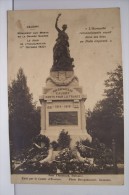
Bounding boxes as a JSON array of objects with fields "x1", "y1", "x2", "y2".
[{"x1": 51, "y1": 14, "x2": 74, "y2": 71}]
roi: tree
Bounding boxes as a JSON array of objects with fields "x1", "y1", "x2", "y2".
[
  {"x1": 87, "y1": 65, "x2": 124, "y2": 159},
  {"x1": 104, "y1": 65, "x2": 123, "y2": 117},
  {"x1": 9, "y1": 68, "x2": 40, "y2": 152}
]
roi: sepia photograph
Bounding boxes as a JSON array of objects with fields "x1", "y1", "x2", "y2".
[{"x1": 8, "y1": 8, "x2": 124, "y2": 185}]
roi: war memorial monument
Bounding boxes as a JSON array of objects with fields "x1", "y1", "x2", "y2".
[{"x1": 39, "y1": 14, "x2": 91, "y2": 145}]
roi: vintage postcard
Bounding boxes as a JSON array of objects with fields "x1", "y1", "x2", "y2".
[{"x1": 8, "y1": 8, "x2": 124, "y2": 185}]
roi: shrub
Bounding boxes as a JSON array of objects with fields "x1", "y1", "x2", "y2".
[
  {"x1": 51, "y1": 141, "x2": 59, "y2": 151},
  {"x1": 76, "y1": 140, "x2": 95, "y2": 158},
  {"x1": 76, "y1": 138, "x2": 113, "y2": 167},
  {"x1": 39, "y1": 162, "x2": 57, "y2": 174},
  {"x1": 55, "y1": 148, "x2": 75, "y2": 162},
  {"x1": 58, "y1": 130, "x2": 71, "y2": 149},
  {"x1": 33, "y1": 134, "x2": 50, "y2": 149}
]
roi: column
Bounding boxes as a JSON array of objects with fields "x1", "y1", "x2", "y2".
[
  {"x1": 80, "y1": 100, "x2": 86, "y2": 133},
  {"x1": 41, "y1": 100, "x2": 46, "y2": 133}
]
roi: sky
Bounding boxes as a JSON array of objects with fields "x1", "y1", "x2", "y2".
[{"x1": 8, "y1": 8, "x2": 122, "y2": 110}]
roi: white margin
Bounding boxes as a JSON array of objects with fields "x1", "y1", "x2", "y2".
[{"x1": 0, "y1": 0, "x2": 129, "y2": 195}]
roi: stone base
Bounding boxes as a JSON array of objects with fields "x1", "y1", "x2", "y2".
[{"x1": 40, "y1": 129, "x2": 92, "y2": 148}]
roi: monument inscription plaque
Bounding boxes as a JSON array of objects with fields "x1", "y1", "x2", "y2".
[{"x1": 49, "y1": 111, "x2": 78, "y2": 126}]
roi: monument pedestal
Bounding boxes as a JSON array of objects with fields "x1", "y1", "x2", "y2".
[{"x1": 39, "y1": 70, "x2": 91, "y2": 145}]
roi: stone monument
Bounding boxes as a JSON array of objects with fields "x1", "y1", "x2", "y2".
[{"x1": 39, "y1": 14, "x2": 91, "y2": 145}]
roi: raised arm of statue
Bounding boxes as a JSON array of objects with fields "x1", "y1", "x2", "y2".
[{"x1": 55, "y1": 13, "x2": 61, "y2": 32}]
